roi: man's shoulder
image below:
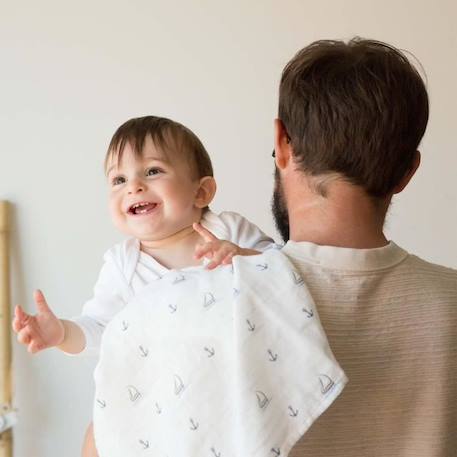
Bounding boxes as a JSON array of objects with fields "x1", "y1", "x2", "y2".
[{"x1": 404, "y1": 254, "x2": 457, "y2": 287}]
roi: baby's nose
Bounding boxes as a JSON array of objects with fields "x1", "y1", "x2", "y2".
[{"x1": 128, "y1": 179, "x2": 145, "y2": 194}]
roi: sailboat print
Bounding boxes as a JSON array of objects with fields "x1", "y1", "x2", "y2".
[
  {"x1": 174, "y1": 374, "x2": 186, "y2": 396},
  {"x1": 319, "y1": 374, "x2": 335, "y2": 394},
  {"x1": 172, "y1": 274, "x2": 185, "y2": 285},
  {"x1": 203, "y1": 292, "x2": 216, "y2": 309},
  {"x1": 127, "y1": 385, "x2": 141, "y2": 402},
  {"x1": 155, "y1": 402, "x2": 162, "y2": 414},
  {"x1": 292, "y1": 271, "x2": 304, "y2": 285},
  {"x1": 256, "y1": 390, "x2": 271, "y2": 409}
]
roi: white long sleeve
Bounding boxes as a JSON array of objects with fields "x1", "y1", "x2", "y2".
[{"x1": 71, "y1": 249, "x2": 132, "y2": 356}]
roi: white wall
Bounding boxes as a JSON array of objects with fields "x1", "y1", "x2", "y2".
[{"x1": 1, "y1": 1, "x2": 455, "y2": 456}]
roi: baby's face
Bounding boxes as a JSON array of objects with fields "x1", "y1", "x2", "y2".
[{"x1": 106, "y1": 137, "x2": 203, "y2": 241}]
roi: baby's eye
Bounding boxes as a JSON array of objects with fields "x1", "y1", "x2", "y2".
[
  {"x1": 112, "y1": 176, "x2": 126, "y2": 186},
  {"x1": 146, "y1": 167, "x2": 162, "y2": 176}
]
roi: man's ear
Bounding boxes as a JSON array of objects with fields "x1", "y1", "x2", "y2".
[
  {"x1": 274, "y1": 118, "x2": 292, "y2": 170},
  {"x1": 392, "y1": 151, "x2": 421, "y2": 194},
  {"x1": 194, "y1": 176, "x2": 217, "y2": 208}
]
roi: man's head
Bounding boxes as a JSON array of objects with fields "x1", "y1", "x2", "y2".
[
  {"x1": 105, "y1": 116, "x2": 216, "y2": 241},
  {"x1": 272, "y1": 38, "x2": 429, "y2": 241}
]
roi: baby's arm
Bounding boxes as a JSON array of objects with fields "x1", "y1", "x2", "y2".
[
  {"x1": 81, "y1": 422, "x2": 99, "y2": 457},
  {"x1": 70, "y1": 261, "x2": 127, "y2": 355},
  {"x1": 13, "y1": 249, "x2": 128, "y2": 355},
  {"x1": 12, "y1": 290, "x2": 86, "y2": 354}
]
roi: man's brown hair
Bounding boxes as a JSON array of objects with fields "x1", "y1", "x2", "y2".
[
  {"x1": 279, "y1": 38, "x2": 429, "y2": 198},
  {"x1": 105, "y1": 116, "x2": 213, "y2": 180}
]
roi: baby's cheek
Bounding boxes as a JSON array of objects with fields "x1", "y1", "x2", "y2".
[{"x1": 108, "y1": 200, "x2": 125, "y2": 228}]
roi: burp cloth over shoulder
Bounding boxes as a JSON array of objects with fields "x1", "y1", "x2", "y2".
[{"x1": 93, "y1": 248, "x2": 347, "y2": 457}]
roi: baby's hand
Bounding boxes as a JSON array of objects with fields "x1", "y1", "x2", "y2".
[
  {"x1": 193, "y1": 223, "x2": 260, "y2": 270},
  {"x1": 12, "y1": 290, "x2": 65, "y2": 354}
]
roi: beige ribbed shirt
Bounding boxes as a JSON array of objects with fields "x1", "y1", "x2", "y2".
[{"x1": 282, "y1": 241, "x2": 457, "y2": 457}]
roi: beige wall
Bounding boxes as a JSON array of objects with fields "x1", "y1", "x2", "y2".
[{"x1": 1, "y1": 1, "x2": 455, "y2": 455}]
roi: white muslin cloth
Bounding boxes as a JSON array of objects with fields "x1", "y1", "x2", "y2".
[{"x1": 93, "y1": 248, "x2": 347, "y2": 457}]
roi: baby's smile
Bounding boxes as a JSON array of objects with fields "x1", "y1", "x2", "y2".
[{"x1": 127, "y1": 201, "x2": 158, "y2": 216}]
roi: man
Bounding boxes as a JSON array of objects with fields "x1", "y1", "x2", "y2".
[
  {"x1": 273, "y1": 38, "x2": 457, "y2": 456},
  {"x1": 30, "y1": 38, "x2": 457, "y2": 457}
]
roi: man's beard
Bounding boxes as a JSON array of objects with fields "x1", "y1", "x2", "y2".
[{"x1": 271, "y1": 167, "x2": 290, "y2": 242}]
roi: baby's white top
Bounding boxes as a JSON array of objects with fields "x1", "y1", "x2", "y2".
[{"x1": 72, "y1": 210, "x2": 276, "y2": 355}]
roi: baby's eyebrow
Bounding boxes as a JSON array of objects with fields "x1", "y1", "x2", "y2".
[{"x1": 142, "y1": 156, "x2": 170, "y2": 164}]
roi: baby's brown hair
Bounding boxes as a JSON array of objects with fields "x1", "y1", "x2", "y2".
[{"x1": 105, "y1": 116, "x2": 214, "y2": 180}]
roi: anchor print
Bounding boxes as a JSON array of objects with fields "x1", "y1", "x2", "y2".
[
  {"x1": 204, "y1": 346, "x2": 215, "y2": 358},
  {"x1": 121, "y1": 320, "x2": 129, "y2": 331},
  {"x1": 96, "y1": 399, "x2": 106, "y2": 409},
  {"x1": 319, "y1": 374, "x2": 335, "y2": 394},
  {"x1": 169, "y1": 303, "x2": 178, "y2": 313},
  {"x1": 139, "y1": 345, "x2": 149, "y2": 357},
  {"x1": 189, "y1": 417, "x2": 199, "y2": 430},
  {"x1": 203, "y1": 292, "x2": 216, "y2": 309},
  {"x1": 292, "y1": 271, "x2": 304, "y2": 285},
  {"x1": 255, "y1": 390, "x2": 271, "y2": 409},
  {"x1": 267, "y1": 349, "x2": 278, "y2": 362},
  {"x1": 211, "y1": 447, "x2": 221, "y2": 457},
  {"x1": 139, "y1": 439, "x2": 149, "y2": 449},
  {"x1": 174, "y1": 374, "x2": 186, "y2": 396},
  {"x1": 302, "y1": 307, "x2": 314, "y2": 318},
  {"x1": 288, "y1": 405, "x2": 298, "y2": 417},
  {"x1": 127, "y1": 385, "x2": 141, "y2": 402},
  {"x1": 246, "y1": 319, "x2": 256, "y2": 332},
  {"x1": 172, "y1": 274, "x2": 185, "y2": 285},
  {"x1": 271, "y1": 448, "x2": 281, "y2": 456},
  {"x1": 256, "y1": 263, "x2": 268, "y2": 271},
  {"x1": 155, "y1": 402, "x2": 162, "y2": 415}
]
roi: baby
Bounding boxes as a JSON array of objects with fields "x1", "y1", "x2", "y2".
[{"x1": 12, "y1": 116, "x2": 276, "y2": 456}]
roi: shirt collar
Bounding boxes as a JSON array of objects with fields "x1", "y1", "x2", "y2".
[{"x1": 282, "y1": 240, "x2": 408, "y2": 271}]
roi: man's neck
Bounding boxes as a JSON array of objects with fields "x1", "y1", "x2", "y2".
[{"x1": 288, "y1": 179, "x2": 389, "y2": 249}]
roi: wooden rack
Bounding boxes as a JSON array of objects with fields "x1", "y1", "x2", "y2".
[{"x1": 0, "y1": 201, "x2": 13, "y2": 457}]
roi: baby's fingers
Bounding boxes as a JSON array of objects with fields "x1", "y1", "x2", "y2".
[
  {"x1": 17, "y1": 327, "x2": 32, "y2": 346},
  {"x1": 28, "y1": 340, "x2": 44, "y2": 354},
  {"x1": 194, "y1": 242, "x2": 216, "y2": 260},
  {"x1": 206, "y1": 248, "x2": 232, "y2": 270},
  {"x1": 12, "y1": 305, "x2": 27, "y2": 332},
  {"x1": 12, "y1": 316, "x2": 23, "y2": 333},
  {"x1": 193, "y1": 223, "x2": 218, "y2": 243},
  {"x1": 221, "y1": 252, "x2": 235, "y2": 265},
  {"x1": 14, "y1": 304, "x2": 27, "y2": 321}
]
